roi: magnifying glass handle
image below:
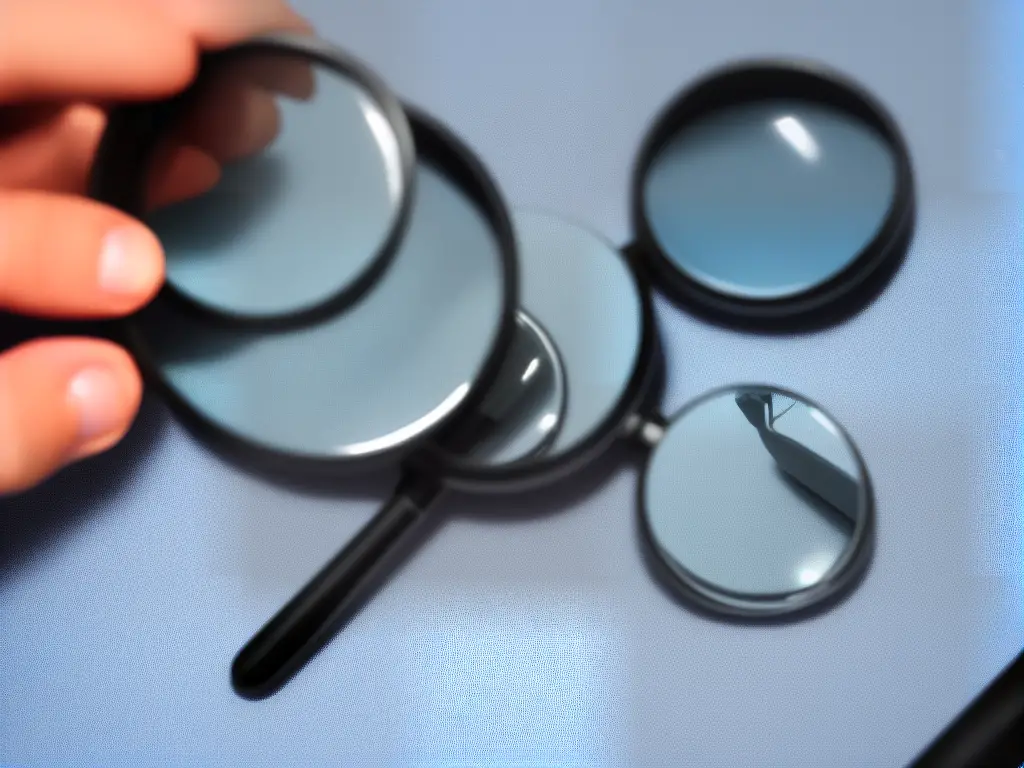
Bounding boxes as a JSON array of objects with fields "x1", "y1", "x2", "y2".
[{"x1": 231, "y1": 475, "x2": 442, "y2": 700}]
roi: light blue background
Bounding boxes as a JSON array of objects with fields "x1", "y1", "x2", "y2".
[{"x1": 2, "y1": 0, "x2": 1023, "y2": 766}]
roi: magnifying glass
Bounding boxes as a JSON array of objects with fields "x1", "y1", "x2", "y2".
[
  {"x1": 639, "y1": 385, "x2": 872, "y2": 615},
  {"x1": 633, "y1": 59, "x2": 915, "y2": 331},
  {"x1": 89, "y1": 36, "x2": 528, "y2": 479},
  {"x1": 91, "y1": 33, "x2": 417, "y2": 328},
  {"x1": 230, "y1": 57, "x2": 904, "y2": 699},
  {"x1": 230, "y1": 216, "x2": 875, "y2": 700}
]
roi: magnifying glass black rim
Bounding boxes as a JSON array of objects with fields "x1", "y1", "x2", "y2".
[
  {"x1": 630, "y1": 59, "x2": 916, "y2": 334},
  {"x1": 636, "y1": 383, "x2": 876, "y2": 620},
  {"x1": 90, "y1": 31, "x2": 418, "y2": 331},
  {"x1": 121, "y1": 105, "x2": 520, "y2": 480},
  {"x1": 416, "y1": 215, "x2": 660, "y2": 494}
]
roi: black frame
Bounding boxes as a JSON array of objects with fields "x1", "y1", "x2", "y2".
[
  {"x1": 636, "y1": 384, "x2": 876, "y2": 621},
  {"x1": 419, "y1": 219, "x2": 660, "y2": 494},
  {"x1": 906, "y1": 647, "x2": 1024, "y2": 768},
  {"x1": 90, "y1": 32, "x2": 418, "y2": 330},
  {"x1": 630, "y1": 59, "x2": 917, "y2": 333},
  {"x1": 442, "y1": 308, "x2": 570, "y2": 465},
  {"x1": 115, "y1": 104, "x2": 521, "y2": 481}
]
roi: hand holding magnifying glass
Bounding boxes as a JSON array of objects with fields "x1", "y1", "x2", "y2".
[{"x1": 0, "y1": 0, "x2": 311, "y2": 496}]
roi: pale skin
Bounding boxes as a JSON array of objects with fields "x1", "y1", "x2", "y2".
[{"x1": 0, "y1": 0, "x2": 314, "y2": 495}]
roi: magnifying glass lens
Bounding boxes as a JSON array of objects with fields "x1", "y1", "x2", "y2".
[
  {"x1": 642, "y1": 387, "x2": 870, "y2": 611},
  {"x1": 433, "y1": 211, "x2": 649, "y2": 490},
  {"x1": 132, "y1": 151, "x2": 507, "y2": 467},
  {"x1": 144, "y1": 49, "x2": 411, "y2": 322},
  {"x1": 643, "y1": 99, "x2": 897, "y2": 300},
  {"x1": 444, "y1": 310, "x2": 566, "y2": 466}
]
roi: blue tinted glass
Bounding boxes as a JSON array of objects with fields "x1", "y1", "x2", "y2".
[
  {"x1": 148, "y1": 53, "x2": 407, "y2": 319},
  {"x1": 643, "y1": 388, "x2": 866, "y2": 597},
  {"x1": 507, "y1": 212, "x2": 644, "y2": 460},
  {"x1": 643, "y1": 100, "x2": 897, "y2": 299},
  {"x1": 134, "y1": 163, "x2": 504, "y2": 460}
]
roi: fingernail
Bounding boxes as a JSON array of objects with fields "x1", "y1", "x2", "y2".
[
  {"x1": 98, "y1": 226, "x2": 163, "y2": 297},
  {"x1": 67, "y1": 366, "x2": 123, "y2": 446}
]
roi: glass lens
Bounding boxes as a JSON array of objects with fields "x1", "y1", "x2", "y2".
[
  {"x1": 643, "y1": 100, "x2": 897, "y2": 300},
  {"x1": 146, "y1": 50, "x2": 409, "y2": 320},
  {"x1": 642, "y1": 386, "x2": 869, "y2": 609},
  {"x1": 132, "y1": 160, "x2": 505, "y2": 461},
  {"x1": 505, "y1": 212, "x2": 644, "y2": 461},
  {"x1": 447, "y1": 310, "x2": 566, "y2": 466}
]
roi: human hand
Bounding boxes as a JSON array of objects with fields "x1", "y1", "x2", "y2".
[{"x1": 0, "y1": 0, "x2": 312, "y2": 495}]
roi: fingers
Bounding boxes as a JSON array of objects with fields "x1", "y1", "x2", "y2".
[
  {"x1": 173, "y1": 76, "x2": 284, "y2": 164},
  {"x1": 0, "y1": 0, "x2": 315, "y2": 201},
  {"x1": 238, "y1": 56, "x2": 317, "y2": 101},
  {"x1": 0, "y1": 337, "x2": 141, "y2": 496},
  {"x1": 155, "y1": 51, "x2": 317, "y2": 187},
  {"x1": 148, "y1": 0, "x2": 313, "y2": 48},
  {"x1": 0, "y1": 104, "x2": 109, "y2": 194},
  {"x1": 0, "y1": 189, "x2": 165, "y2": 317},
  {"x1": 0, "y1": 0, "x2": 197, "y2": 103},
  {"x1": 146, "y1": 143, "x2": 223, "y2": 211}
]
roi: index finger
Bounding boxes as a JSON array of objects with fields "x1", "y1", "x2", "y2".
[
  {"x1": 0, "y1": 0, "x2": 199, "y2": 103},
  {"x1": 147, "y1": 0, "x2": 313, "y2": 49}
]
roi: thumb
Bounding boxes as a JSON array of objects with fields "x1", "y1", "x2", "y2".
[{"x1": 0, "y1": 337, "x2": 142, "y2": 496}]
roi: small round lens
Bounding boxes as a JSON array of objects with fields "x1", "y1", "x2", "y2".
[
  {"x1": 644, "y1": 99, "x2": 896, "y2": 300},
  {"x1": 93, "y1": 38, "x2": 415, "y2": 325},
  {"x1": 632, "y1": 62, "x2": 915, "y2": 330},
  {"x1": 128, "y1": 113, "x2": 513, "y2": 472},
  {"x1": 641, "y1": 386, "x2": 872, "y2": 616}
]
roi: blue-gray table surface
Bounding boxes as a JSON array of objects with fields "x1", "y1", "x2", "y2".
[{"x1": 2, "y1": 1, "x2": 1022, "y2": 765}]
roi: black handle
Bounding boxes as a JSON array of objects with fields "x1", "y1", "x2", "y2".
[
  {"x1": 906, "y1": 648, "x2": 1024, "y2": 768},
  {"x1": 231, "y1": 476, "x2": 442, "y2": 700}
]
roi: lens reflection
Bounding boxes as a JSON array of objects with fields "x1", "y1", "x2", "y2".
[
  {"x1": 643, "y1": 387, "x2": 868, "y2": 601},
  {"x1": 147, "y1": 51, "x2": 408, "y2": 320},
  {"x1": 643, "y1": 100, "x2": 897, "y2": 300},
  {"x1": 444, "y1": 310, "x2": 567, "y2": 465}
]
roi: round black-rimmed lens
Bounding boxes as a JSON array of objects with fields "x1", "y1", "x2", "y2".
[
  {"x1": 90, "y1": 33, "x2": 416, "y2": 328},
  {"x1": 638, "y1": 385, "x2": 874, "y2": 618},
  {"x1": 631, "y1": 61, "x2": 915, "y2": 331},
  {"x1": 125, "y1": 108, "x2": 518, "y2": 478},
  {"x1": 428, "y1": 210, "x2": 656, "y2": 492}
]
